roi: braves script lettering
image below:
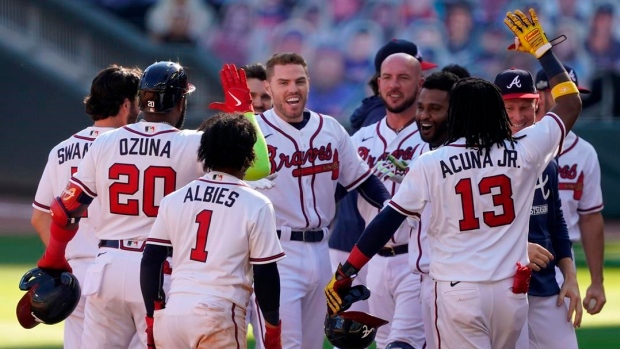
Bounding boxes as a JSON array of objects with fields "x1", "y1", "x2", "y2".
[
  {"x1": 357, "y1": 145, "x2": 418, "y2": 168},
  {"x1": 268, "y1": 143, "x2": 339, "y2": 178}
]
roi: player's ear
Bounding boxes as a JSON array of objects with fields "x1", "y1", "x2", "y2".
[{"x1": 264, "y1": 80, "x2": 272, "y2": 97}]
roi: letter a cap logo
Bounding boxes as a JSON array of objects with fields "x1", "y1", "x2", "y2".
[{"x1": 494, "y1": 68, "x2": 539, "y2": 100}]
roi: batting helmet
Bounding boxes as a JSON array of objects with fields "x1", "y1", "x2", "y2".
[
  {"x1": 16, "y1": 268, "x2": 81, "y2": 329},
  {"x1": 324, "y1": 311, "x2": 389, "y2": 349},
  {"x1": 138, "y1": 61, "x2": 196, "y2": 113}
]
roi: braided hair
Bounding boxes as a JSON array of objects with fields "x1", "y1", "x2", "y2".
[
  {"x1": 197, "y1": 113, "x2": 257, "y2": 172},
  {"x1": 445, "y1": 77, "x2": 516, "y2": 153}
]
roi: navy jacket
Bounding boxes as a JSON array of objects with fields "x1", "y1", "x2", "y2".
[
  {"x1": 528, "y1": 160, "x2": 572, "y2": 297},
  {"x1": 329, "y1": 95, "x2": 386, "y2": 252}
]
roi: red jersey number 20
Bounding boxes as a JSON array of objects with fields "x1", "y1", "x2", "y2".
[
  {"x1": 108, "y1": 163, "x2": 177, "y2": 217},
  {"x1": 455, "y1": 174, "x2": 516, "y2": 231}
]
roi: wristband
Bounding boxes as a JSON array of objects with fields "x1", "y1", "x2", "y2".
[{"x1": 551, "y1": 81, "x2": 579, "y2": 101}]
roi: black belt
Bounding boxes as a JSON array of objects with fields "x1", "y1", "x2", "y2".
[
  {"x1": 99, "y1": 239, "x2": 145, "y2": 252},
  {"x1": 276, "y1": 229, "x2": 324, "y2": 243},
  {"x1": 377, "y1": 244, "x2": 408, "y2": 257}
]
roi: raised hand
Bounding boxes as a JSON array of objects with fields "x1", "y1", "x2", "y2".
[
  {"x1": 504, "y1": 8, "x2": 552, "y2": 58},
  {"x1": 209, "y1": 64, "x2": 253, "y2": 114}
]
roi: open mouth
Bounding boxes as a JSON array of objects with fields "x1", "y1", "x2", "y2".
[{"x1": 286, "y1": 97, "x2": 300, "y2": 106}]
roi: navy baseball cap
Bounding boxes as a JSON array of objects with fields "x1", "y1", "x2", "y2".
[
  {"x1": 374, "y1": 39, "x2": 438, "y2": 72},
  {"x1": 494, "y1": 68, "x2": 539, "y2": 100},
  {"x1": 535, "y1": 65, "x2": 591, "y2": 94}
]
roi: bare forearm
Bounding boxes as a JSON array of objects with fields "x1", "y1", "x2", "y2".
[
  {"x1": 579, "y1": 212, "x2": 605, "y2": 284},
  {"x1": 31, "y1": 209, "x2": 52, "y2": 246},
  {"x1": 557, "y1": 256, "x2": 577, "y2": 281}
]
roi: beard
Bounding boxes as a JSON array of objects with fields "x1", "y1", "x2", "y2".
[{"x1": 382, "y1": 88, "x2": 419, "y2": 114}]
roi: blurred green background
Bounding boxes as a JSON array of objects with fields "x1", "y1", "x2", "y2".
[{"x1": 1, "y1": 235, "x2": 619, "y2": 348}]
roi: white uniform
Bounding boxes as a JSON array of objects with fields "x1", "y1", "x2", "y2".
[
  {"x1": 557, "y1": 131, "x2": 604, "y2": 241},
  {"x1": 389, "y1": 112, "x2": 566, "y2": 349},
  {"x1": 146, "y1": 171, "x2": 285, "y2": 348},
  {"x1": 32, "y1": 126, "x2": 111, "y2": 349},
  {"x1": 352, "y1": 119, "x2": 426, "y2": 348},
  {"x1": 253, "y1": 109, "x2": 371, "y2": 349},
  {"x1": 71, "y1": 121, "x2": 204, "y2": 349},
  {"x1": 554, "y1": 131, "x2": 604, "y2": 302},
  {"x1": 401, "y1": 141, "x2": 440, "y2": 349}
]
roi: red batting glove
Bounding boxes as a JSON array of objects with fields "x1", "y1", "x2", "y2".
[
  {"x1": 264, "y1": 320, "x2": 282, "y2": 349},
  {"x1": 512, "y1": 262, "x2": 532, "y2": 294},
  {"x1": 208, "y1": 64, "x2": 253, "y2": 114},
  {"x1": 37, "y1": 224, "x2": 76, "y2": 273},
  {"x1": 145, "y1": 316, "x2": 156, "y2": 349}
]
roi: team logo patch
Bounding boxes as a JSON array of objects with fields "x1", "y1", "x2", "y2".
[
  {"x1": 145, "y1": 126, "x2": 155, "y2": 133},
  {"x1": 507, "y1": 76, "x2": 522, "y2": 89},
  {"x1": 62, "y1": 187, "x2": 76, "y2": 201},
  {"x1": 361, "y1": 325, "x2": 374, "y2": 338}
]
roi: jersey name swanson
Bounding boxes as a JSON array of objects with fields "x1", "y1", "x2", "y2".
[{"x1": 58, "y1": 142, "x2": 91, "y2": 165}]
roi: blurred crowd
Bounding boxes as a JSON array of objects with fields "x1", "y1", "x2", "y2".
[{"x1": 86, "y1": 0, "x2": 620, "y2": 124}]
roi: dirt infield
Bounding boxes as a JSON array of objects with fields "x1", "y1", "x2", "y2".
[{"x1": 2, "y1": 196, "x2": 620, "y2": 239}]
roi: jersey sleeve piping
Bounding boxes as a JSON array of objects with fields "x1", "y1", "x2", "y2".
[
  {"x1": 344, "y1": 168, "x2": 372, "y2": 191},
  {"x1": 146, "y1": 238, "x2": 172, "y2": 247},
  {"x1": 578, "y1": 203, "x2": 604, "y2": 214},
  {"x1": 558, "y1": 136, "x2": 579, "y2": 156},
  {"x1": 388, "y1": 200, "x2": 421, "y2": 218},
  {"x1": 32, "y1": 201, "x2": 50, "y2": 212},
  {"x1": 69, "y1": 177, "x2": 97, "y2": 197},
  {"x1": 250, "y1": 252, "x2": 286, "y2": 264},
  {"x1": 545, "y1": 112, "x2": 566, "y2": 153}
]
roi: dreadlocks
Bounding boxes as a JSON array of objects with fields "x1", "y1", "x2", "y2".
[{"x1": 445, "y1": 77, "x2": 516, "y2": 153}]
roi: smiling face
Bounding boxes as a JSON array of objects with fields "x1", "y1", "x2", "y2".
[
  {"x1": 265, "y1": 64, "x2": 309, "y2": 123},
  {"x1": 416, "y1": 88, "x2": 450, "y2": 147},
  {"x1": 504, "y1": 98, "x2": 538, "y2": 134},
  {"x1": 378, "y1": 53, "x2": 422, "y2": 114}
]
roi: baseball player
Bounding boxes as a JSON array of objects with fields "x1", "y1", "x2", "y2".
[
  {"x1": 30, "y1": 65, "x2": 142, "y2": 349},
  {"x1": 494, "y1": 68, "x2": 581, "y2": 348},
  {"x1": 251, "y1": 52, "x2": 390, "y2": 349},
  {"x1": 326, "y1": 9, "x2": 583, "y2": 349},
  {"x1": 535, "y1": 66, "x2": 607, "y2": 315},
  {"x1": 330, "y1": 40, "x2": 438, "y2": 323},
  {"x1": 141, "y1": 112, "x2": 285, "y2": 349},
  {"x1": 406, "y1": 70, "x2": 460, "y2": 349},
  {"x1": 350, "y1": 52, "x2": 426, "y2": 349},
  {"x1": 35, "y1": 61, "x2": 270, "y2": 348},
  {"x1": 35, "y1": 61, "x2": 203, "y2": 348}
]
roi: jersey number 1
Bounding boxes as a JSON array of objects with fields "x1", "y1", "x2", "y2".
[
  {"x1": 190, "y1": 210, "x2": 212, "y2": 262},
  {"x1": 455, "y1": 174, "x2": 516, "y2": 231}
]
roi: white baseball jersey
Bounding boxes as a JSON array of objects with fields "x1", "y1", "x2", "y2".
[
  {"x1": 557, "y1": 131, "x2": 604, "y2": 241},
  {"x1": 33, "y1": 126, "x2": 113, "y2": 260},
  {"x1": 70, "y1": 122, "x2": 204, "y2": 240},
  {"x1": 257, "y1": 109, "x2": 371, "y2": 229},
  {"x1": 352, "y1": 119, "x2": 423, "y2": 246},
  {"x1": 146, "y1": 171, "x2": 285, "y2": 307},
  {"x1": 406, "y1": 142, "x2": 432, "y2": 275},
  {"x1": 390, "y1": 112, "x2": 566, "y2": 282}
]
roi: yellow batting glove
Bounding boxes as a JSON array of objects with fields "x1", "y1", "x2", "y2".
[{"x1": 504, "y1": 8, "x2": 552, "y2": 58}]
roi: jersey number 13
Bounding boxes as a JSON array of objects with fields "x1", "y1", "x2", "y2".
[{"x1": 455, "y1": 174, "x2": 516, "y2": 231}]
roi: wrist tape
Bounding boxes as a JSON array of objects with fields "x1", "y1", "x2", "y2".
[{"x1": 551, "y1": 81, "x2": 579, "y2": 101}]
